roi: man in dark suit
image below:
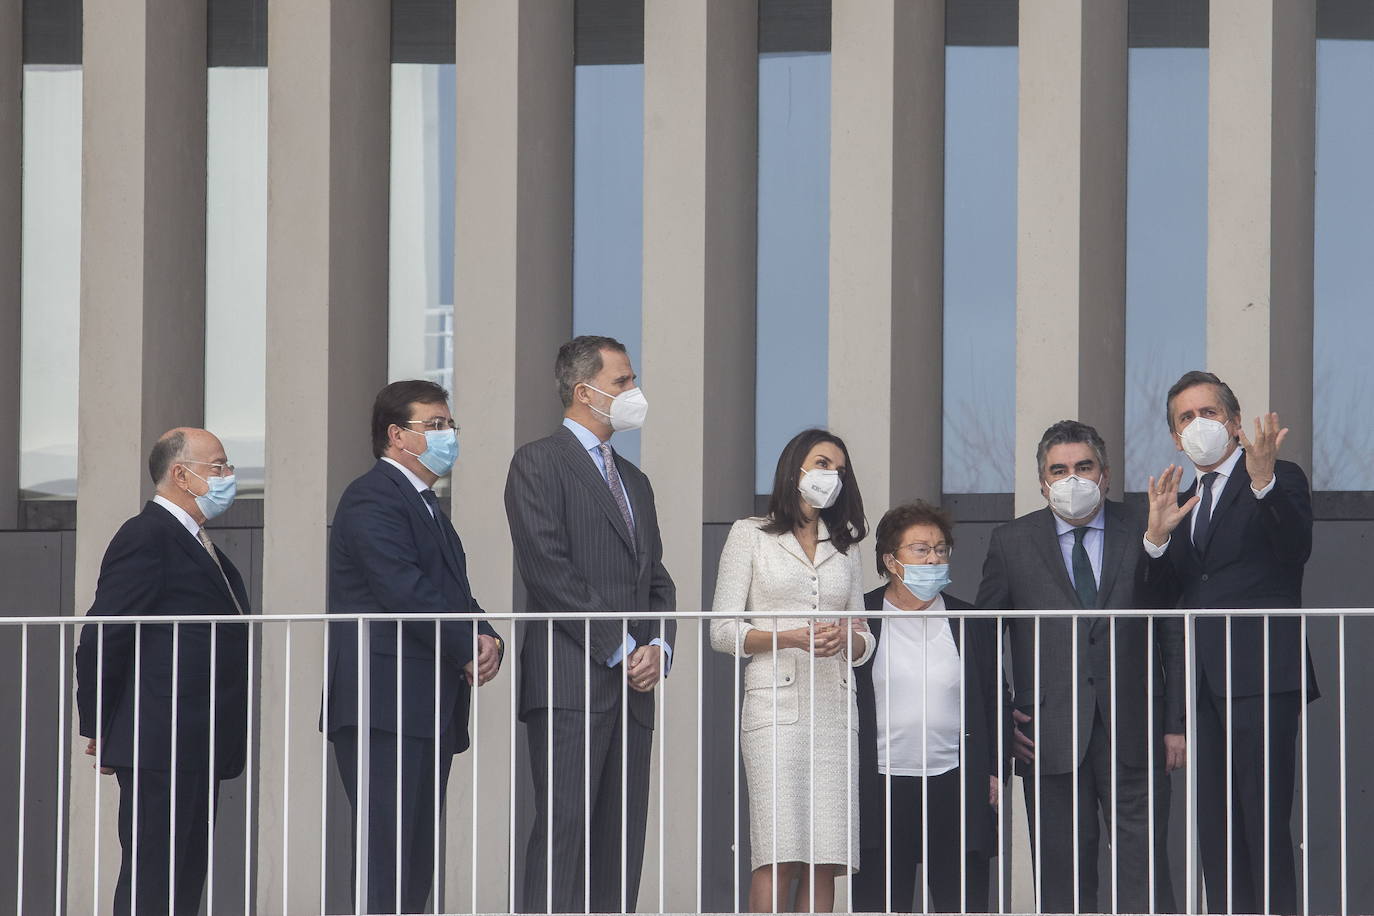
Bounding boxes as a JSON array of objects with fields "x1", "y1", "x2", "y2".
[
  {"x1": 504, "y1": 335, "x2": 676, "y2": 914},
  {"x1": 1142, "y1": 370, "x2": 1316, "y2": 916},
  {"x1": 324, "y1": 379, "x2": 503, "y2": 914},
  {"x1": 976, "y1": 420, "x2": 1184, "y2": 914},
  {"x1": 75, "y1": 427, "x2": 250, "y2": 916}
]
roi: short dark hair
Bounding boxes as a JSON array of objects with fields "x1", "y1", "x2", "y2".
[
  {"x1": 555, "y1": 335, "x2": 628, "y2": 408},
  {"x1": 148, "y1": 431, "x2": 187, "y2": 485},
  {"x1": 1035, "y1": 420, "x2": 1109, "y2": 478},
  {"x1": 371, "y1": 379, "x2": 450, "y2": 458},
  {"x1": 761, "y1": 428, "x2": 867, "y2": 554},
  {"x1": 875, "y1": 501, "x2": 956, "y2": 578},
  {"x1": 1165, "y1": 370, "x2": 1241, "y2": 432}
]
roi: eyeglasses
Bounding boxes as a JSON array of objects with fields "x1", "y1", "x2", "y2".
[
  {"x1": 403, "y1": 418, "x2": 459, "y2": 433},
  {"x1": 183, "y1": 459, "x2": 235, "y2": 476},
  {"x1": 897, "y1": 542, "x2": 952, "y2": 561}
]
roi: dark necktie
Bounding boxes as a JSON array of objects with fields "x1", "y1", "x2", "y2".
[
  {"x1": 1191, "y1": 471, "x2": 1219, "y2": 551},
  {"x1": 1071, "y1": 526, "x2": 1098, "y2": 610},
  {"x1": 420, "y1": 489, "x2": 455, "y2": 558}
]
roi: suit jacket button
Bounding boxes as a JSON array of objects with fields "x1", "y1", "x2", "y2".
[{"x1": 1201, "y1": 573, "x2": 1209, "y2": 582}]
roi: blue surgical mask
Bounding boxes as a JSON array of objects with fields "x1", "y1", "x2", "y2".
[
  {"x1": 185, "y1": 469, "x2": 237, "y2": 521},
  {"x1": 901, "y1": 562, "x2": 951, "y2": 602},
  {"x1": 403, "y1": 427, "x2": 459, "y2": 477}
]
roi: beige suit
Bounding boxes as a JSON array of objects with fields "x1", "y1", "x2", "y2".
[{"x1": 710, "y1": 517, "x2": 875, "y2": 870}]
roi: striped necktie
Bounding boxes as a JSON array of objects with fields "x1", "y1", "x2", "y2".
[{"x1": 197, "y1": 528, "x2": 244, "y2": 614}]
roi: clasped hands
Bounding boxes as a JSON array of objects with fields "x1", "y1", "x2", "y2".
[
  {"x1": 463, "y1": 633, "x2": 502, "y2": 687},
  {"x1": 782, "y1": 617, "x2": 868, "y2": 657}
]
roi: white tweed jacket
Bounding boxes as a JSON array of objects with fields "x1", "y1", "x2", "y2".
[{"x1": 710, "y1": 517, "x2": 875, "y2": 704}]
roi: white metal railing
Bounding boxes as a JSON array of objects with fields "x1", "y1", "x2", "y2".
[{"x1": 1, "y1": 608, "x2": 1361, "y2": 915}]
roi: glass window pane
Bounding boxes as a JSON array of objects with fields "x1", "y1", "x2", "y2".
[
  {"x1": 574, "y1": 62, "x2": 645, "y2": 464},
  {"x1": 943, "y1": 46, "x2": 1017, "y2": 494},
  {"x1": 389, "y1": 63, "x2": 457, "y2": 395},
  {"x1": 1124, "y1": 47, "x2": 1208, "y2": 490},
  {"x1": 1314, "y1": 37, "x2": 1374, "y2": 491},
  {"x1": 755, "y1": 50, "x2": 830, "y2": 493},
  {"x1": 205, "y1": 66, "x2": 268, "y2": 493},
  {"x1": 20, "y1": 65, "x2": 82, "y2": 499}
]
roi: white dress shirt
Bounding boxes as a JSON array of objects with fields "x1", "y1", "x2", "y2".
[
  {"x1": 561, "y1": 417, "x2": 667, "y2": 670},
  {"x1": 873, "y1": 595, "x2": 962, "y2": 776},
  {"x1": 382, "y1": 456, "x2": 435, "y2": 516},
  {"x1": 1143, "y1": 446, "x2": 1276, "y2": 557},
  {"x1": 153, "y1": 494, "x2": 202, "y2": 539},
  {"x1": 1054, "y1": 505, "x2": 1105, "y2": 591}
]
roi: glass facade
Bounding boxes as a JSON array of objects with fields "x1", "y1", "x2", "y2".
[
  {"x1": 18, "y1": 65, "x2": 82, "y2": 498},
  {"x1": 754, "y1": 51, "x2": 830, "y2": 493},
  {"x1": 1123, "y1": 47, "x2": 1208, "y2": 491},
  {"x1": 943, "y1": 46, "x2": 1018, "y2": 494}
]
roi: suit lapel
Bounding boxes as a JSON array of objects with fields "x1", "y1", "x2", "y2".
[
  {"x1": 1202, "y1": 455, "x2": 1249, "y2": 552},
  {"x1": 554, "y1": 427, "x2": 637, "y2": 555},
  {"x1": 151, "y1": 503, "x2": 240, "y2": 610},
  {"x1": 1030, "y1": 509, "x2": 1080, "y2": 607},
  {"x1": 375, "y1": 461, "x2": 466, "y2": 584}
]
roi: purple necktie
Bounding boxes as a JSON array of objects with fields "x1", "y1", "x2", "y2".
[{"x1": 598, "y1": 442, "x2": 636, "y2": 542}]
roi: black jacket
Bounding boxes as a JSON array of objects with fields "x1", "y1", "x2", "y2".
[
  {"x1": 855, "y1": 586, "x2": 1008, "y2": 856},
  {"x1": 1142, "y1": 454, "x2": 1318, "y2": 698},
  {"x1": 75, "y1": 501, "x2": 250, "y2": 777},
  {"x1": 324, "y1": 459, "x2": 500, "y2": 752}
]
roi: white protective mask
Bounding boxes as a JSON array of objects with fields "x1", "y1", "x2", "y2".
[
  {"x1": 585, "y1": 384, "x2": 649, "y2": 432},
  {"x1": 1046, "y1": 474, "x2": 1102, "y2": 521},
  {"x1": 798, "y1": 467, "x2": 843, "y2": 510},
  {"x1": 1179, "y1": 416, "x2": 1232, "y2": 467}
]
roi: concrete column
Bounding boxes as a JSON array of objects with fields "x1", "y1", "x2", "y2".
[
  {"x1": 641, "y1": 0, "x2": 756, "y2": 908},
  {"x1": 1207, "y1": 0, "x2": 1315, "y2": 469},
  {"x1": 1014, "y1": 0, "x2": 1128, "y2": 516},
  {"x1": 68, "y1": 2, "x2": 208, "y2": 910},
  {"x1": 258, "y1": 1, "x2": 390, "y2": 911},
  {"x1": 0, "y1": 0, "x2": 18, "y2": 529},
  {"x1": 451, "y1": 0, "x2": 573, "y2": 907},
  {"x1": 829, "y1": 0, "x2": 944, "y2": 548}
]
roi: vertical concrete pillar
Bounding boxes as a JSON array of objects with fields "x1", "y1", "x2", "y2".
[
  {"x1": 829, "y1": 0, "x2": 944, "y2": 540},
  {"x1": 0, "y1": 0, "x2": 18, "y2": 529},
  {"x1": 1207, "y1": 0, "x2": 1315, "y2": 469},
  {"x1": 258, "y1": 1, "x2": 390, "y2": 911},
  {"x1": 450, "y1": 0, "x2": 573, "y2": 907},
  {"x1": 641, "y1": 0, "x2": 757, "y2": 908},
  {"x1": 1014, "y1": 0, "x2": 1128, "y2": 515},
  {"x1": 69, "y1": 0, "x2": 208, "y2": 909}
]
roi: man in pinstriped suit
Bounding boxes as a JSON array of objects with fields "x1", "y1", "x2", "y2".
[{"x1": 505, "y1": 335, "x2": 676, "y2": 914}]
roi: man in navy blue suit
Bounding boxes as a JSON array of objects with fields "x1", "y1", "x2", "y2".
[
  {"x1": 76, "y1": 427, "x2": 250, "y2": 916},
  {"x1": 324, "y1": 379, "x2": 503, "y2": 914},
  {"x1": 1142, "y1": 370, "x2": 1316, "y2": 916}
]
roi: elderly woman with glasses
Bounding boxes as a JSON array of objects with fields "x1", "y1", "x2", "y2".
[{"x1": 852, "y1": 501, "x2": 1007, "y2": 913}]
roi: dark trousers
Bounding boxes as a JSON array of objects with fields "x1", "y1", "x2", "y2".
[
  {"x1": 1196, "y1": 675, "x2": 1301, "y2": 915},
  {"x1": 852, "y1": 768, "x2": 990, "y2": 913},
  {"x1": 113, "y1": 767, "x2": 217, "y2": 916},
  {"x1": 332, "y1": 727, "x2": 455, "y2": 915},
  {"x1": 1023, "y1": 711, "x2": 1176, "y2": 914},
  {"x1": 522, "y1": 706, "x2": 653, "y2": 914}
]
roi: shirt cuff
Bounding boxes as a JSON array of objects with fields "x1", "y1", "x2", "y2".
[
  {"x1": 1142, "y1": 534, "x2": 1169, "y2": 559},
  {"x1": 1251, "y1": 475, "x2": 1276, "y2": 499},
  {"x1": 650, "y1": 637, "x2": 673, "y2": 677},
  {"x1": 606, "y1": 631, "x2": 638, "y2": 668}
]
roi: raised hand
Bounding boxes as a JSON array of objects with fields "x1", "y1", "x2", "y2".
[
  {"x1": 1238, "y1": 411, "x2": 1288, "y2": 490},
  {"x1": 1145, "y1": 464, "x2": 1201, "y2": 548}
]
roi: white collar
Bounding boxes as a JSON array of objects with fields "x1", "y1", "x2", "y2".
[
  {"x1": 382, "y1": 456, "x2": 431, "y2": 494},
  {"x1": 882, "y1": 591, "x2": 947, "y2": 616},
  {"x1": 1194, "y1": 445, "x2": 1244, "y2": 484},
  {"x1": 153, "y1": 494, "x2": 202, "y2": 540},
  {"x1": 1052, "y1": 503, "x2": 1106, "y2": 538},
  {"x1": 563, "y1": 416, "x2": 608, "y2": 453}
]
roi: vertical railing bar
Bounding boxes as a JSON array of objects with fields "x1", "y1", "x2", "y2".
[
  {"x1": 1263, "y1": 615, "x2": 1271, "y2": 916},
  {"x1": 470, "y1": 617, "x2": 480, "y2": 915},
  {"x1": 1226, "y1": 613, "x2": 1233, "y2": 915},
  {"x1": 584, "y1": 619, "x2": 591, "y2": 916},
  {"x1": 733, "y1": 628, "x2": 741, "y2": 915},
  {"x1": 697, "y1": 618, "x2": 704, "y2": 916},
  {"x1": 16, "y1": 622, "x2": 28, "y2": 916},
  {"x1": 321, "y1": 621, "x2": 331, "y2": 912},
  {"x1": 396, "y1": 621, "x2": 404, "y2": 916},
  {"x1": 997, "y1": 615, "x2": 1005, "y2": 916},
  {"x1": 921, "y1": 617, "x2": 929, "y2": 916},
  {"x1": 94, "y1": 623, "x2": 105, "y2": 916},
  {"x1": 1339, "y1": 614, "x2": 1347, "y2": 916},
  {"x1": 546, "y1": 618, "x2": 553, "y2": 915},
  {"x1": 282, "y1": 619, "x2": 293, "y2": 915},
  {"x1": 508, "y1": 617, "x2": 518, "y2": 912},
  {"x1": 1071, "y1": 615, "x2": 1079, "y2": 916},
  {"x1": 846, "y1": 618, "x2": 853, "y2": 916},
  {"x1": 884, "y1": 616, "x2": 892, "y2": 915},
  {"x1": 435, "y1": 619, "x2": 443, "y2": 915},
  {"x1": 1034, "y1": 615, "x2": 1042, "y2": 916},
  {"x1": 808, "y1": 617, "x2": 816, "y2": 915},
  {"x1": 207, "y1": 620, "x2": 218, "y2": 911},
  {"x1": 1300, "y1": 612, "x2": 1309, "y2": 916},
  {"x1": 658, "y1": 617, "x2": 666, "y2": 916},
  {"x1": 355, "y1": 617, "x2": 367, "y2": 910},
  {"x1": 131, "y1": 621, "x2": 143, "y2": 916},
  {"x1": 960, "y1": 614, "x2": 968, "y2": 915},
  {"x1": 1185, "y1": 612, "x2": 1196, "y2": 915},
  {"x1": 1147, "y1": 616, "x2": 1156, "y2": 916},
  {"x1": 620, "y1": 617, "x2": 628, "y2": 914},
  {"x1": 55, "y1": 625, "x2": 68, "y2": 913},
  {"x1": 169, "y1": 622, "x2": 181, "y2": 912},
  {"x1": 771, "y1": 625, "x2": 778, "y2": 915},
  {"x1": 243, "y1": 619, "x2": 255, "y2": 916},
  {"x1": 1110, "y1": 615, "x2": 1118, "y2": 916}
]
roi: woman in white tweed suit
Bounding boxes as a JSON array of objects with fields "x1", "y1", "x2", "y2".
[{"x1": 711, "y1": 428, "x2": 876, "y2": 913}]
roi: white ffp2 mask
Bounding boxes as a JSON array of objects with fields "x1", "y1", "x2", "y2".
[
  {"x1": 1179, "y1": 416, "x2": 1232, "y2": 467},
  {"x1": 798, "y1": 468, "x2": 842, "y2": 509},
  {"x1": 1046, "y1": 474, "x2": 1102, "y2": 521}
]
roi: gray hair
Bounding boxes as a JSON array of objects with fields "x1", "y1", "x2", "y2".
[
  {"x1": 1035, "y1": 420, "x2": 1109, "y2": 478},
  {"x1": 555, "y1": 335, "x2": 627, "y2": 407},
  {"x1": 1166, "y1": 370, "x2": 1241, "y2": 432},
  {"x1": 147, "y1": 431, "x2": 188, "y2": 485}
]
